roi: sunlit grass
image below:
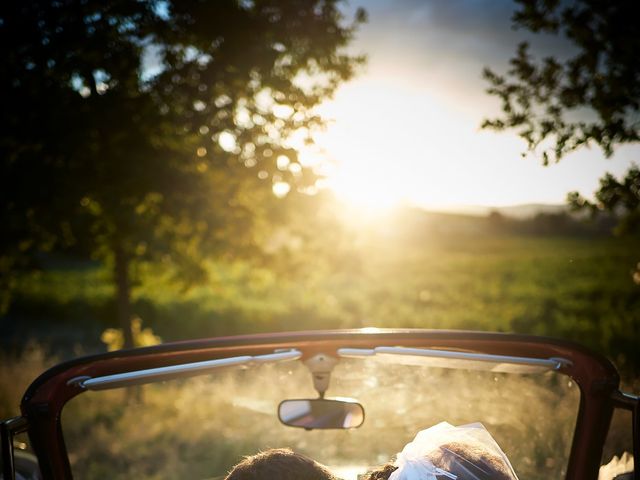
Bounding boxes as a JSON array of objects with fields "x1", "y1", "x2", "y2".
[
  {"x1": 0, "y1": 344, "x2": 59, "y2": 419},
  {"x1": 8, "y1": 234, "x2": 640, "y2": 373}
]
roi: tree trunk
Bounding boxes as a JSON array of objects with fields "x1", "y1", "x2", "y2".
[
  {"x1": 114, "y1": 244, "x2": 134, "y2": 349},
  {"x1": 114, "y1": 244, "x2": 143, "y2": 403}
]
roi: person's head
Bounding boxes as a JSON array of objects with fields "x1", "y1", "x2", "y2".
[
  {"x1": 424, "y1": 441, "x2": 515, "y2": 480},
  {"x1": 224, "y1": 448, "x2": 339, "y2": 480},
  {"x1": 362, "y1": 441, "x2": 515, "y2": 480},
  {"x1": 363, "y1": 422, "x2": 517, "y2": 480}
]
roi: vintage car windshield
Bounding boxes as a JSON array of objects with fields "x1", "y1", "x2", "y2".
[{"x1": 61, "y1": 356, "x2": 579, "y2": 479}]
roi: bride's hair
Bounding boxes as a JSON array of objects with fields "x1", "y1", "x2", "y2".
[{"x1": 362, "y1": 441, "x2": 514, "y2": 480}]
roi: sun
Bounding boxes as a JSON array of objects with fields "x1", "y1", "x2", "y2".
[
  {"x1": 294, "y1": 76, "x2": 542, "y2": 212},
  {"x1": 294, "y1": 137, "x2": 407, "y2": 213},
  {"x1": 295, "y1": 78, "x2": 452, "y2": 212},
  {"x1": 325, "y1": 165, "x2": 406, "y2": 211}
]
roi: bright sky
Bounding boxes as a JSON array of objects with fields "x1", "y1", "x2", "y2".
[{"x1": 306, "y1": 0, "x2": 639, "y2": 210}]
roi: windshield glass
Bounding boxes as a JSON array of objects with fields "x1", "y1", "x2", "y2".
[{"x1": 62, "y1": 357, "x2": 579, "y2": 479}]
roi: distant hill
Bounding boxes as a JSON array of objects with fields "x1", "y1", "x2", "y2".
[
  {"x1": 368, "y1": 203, "x2": 614, "y2": 239},
  {"x1": 427, "y1": 203, "x2": 568, "y2": 219}
]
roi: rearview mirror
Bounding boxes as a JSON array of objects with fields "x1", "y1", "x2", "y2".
[{"x1": 278, "y1": 398, "x2": 365, "y2": 430}]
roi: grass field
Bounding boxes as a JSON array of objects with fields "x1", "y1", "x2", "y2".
[{"x1": 4, "y1": 227, "x2": 639, "y2": 374}]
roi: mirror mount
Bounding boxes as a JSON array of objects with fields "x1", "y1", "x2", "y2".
[{"x1": 304, "y1": 353, "x2": 339, "y2": 398}]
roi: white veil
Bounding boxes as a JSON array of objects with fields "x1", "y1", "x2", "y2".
[{"x1": 388, "y1": 422, "x2": 519, "y2": 480}]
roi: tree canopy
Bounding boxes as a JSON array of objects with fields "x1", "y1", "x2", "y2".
[
  {"x1": 482, "y1": 0, "x2": 639, "y2": 285},
  {"x1": 482, "y1": 0, "x2": 640, "y2": 165},
  {"x1": 0, "y1": 0, "x2": 365, "y2": 344}
]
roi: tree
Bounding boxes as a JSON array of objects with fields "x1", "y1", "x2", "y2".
[
  {"x1": 482, "y1": 0, "x2": 639, "y2": 286},
  {"x1": 568, "y1": 165, "x2": 640, "y2": 236},
  {"x1": 0, "y1": 0, "x2": 365, "y2": 347},
  {"x1": 568, "y1": 165, "x2": 640, "y2": 286},
  {"x1": 482, "y1": 0, "x2": 639, "y2": 165}
]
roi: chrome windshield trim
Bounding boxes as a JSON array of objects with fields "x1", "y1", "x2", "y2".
[
  {"x1": 338, "y1": 347, "x2": 571, "y2": 374},
  {"x1": 79, "y1": 349, "x2": 302, "y2": 391}
]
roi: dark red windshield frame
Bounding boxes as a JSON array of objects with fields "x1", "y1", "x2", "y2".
[{"x1": 19, "y1": 329, "x2": 621, "y2": 480}]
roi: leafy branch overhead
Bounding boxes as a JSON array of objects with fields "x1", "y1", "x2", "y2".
[{"x1": 482, "y1": 0, "x2": 640, "y2": 164}]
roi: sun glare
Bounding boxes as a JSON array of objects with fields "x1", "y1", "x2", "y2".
[
  {"x1": 329, "y1": 169, "x2": 405, "y2": 210},
  {"x1": 295, "y1": 73, "x2": 631, "y2": 212},
  {"x1": 299, "y1": 78, "x2": 479, "y2": 212}
]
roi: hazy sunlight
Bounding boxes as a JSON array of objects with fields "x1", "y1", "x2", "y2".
[
  {"x1": 302, "y1": 78, "x2": 525, "y2": 211},
  {"x1": 292, "y1": 2, "x2": 640, "y2": 214}
]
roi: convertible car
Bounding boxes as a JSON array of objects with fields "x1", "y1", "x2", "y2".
[{"x1": 1, "y1": 329, "x2": 638, "y2": 479}]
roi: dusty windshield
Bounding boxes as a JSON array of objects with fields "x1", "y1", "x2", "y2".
[{"x1": 62, "y1": 357, "x2": 579, "y2": 479}]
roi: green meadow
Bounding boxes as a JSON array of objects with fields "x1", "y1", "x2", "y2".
[{"x1": 5, "y1": 212, "x2": 639, "y2": 376}]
